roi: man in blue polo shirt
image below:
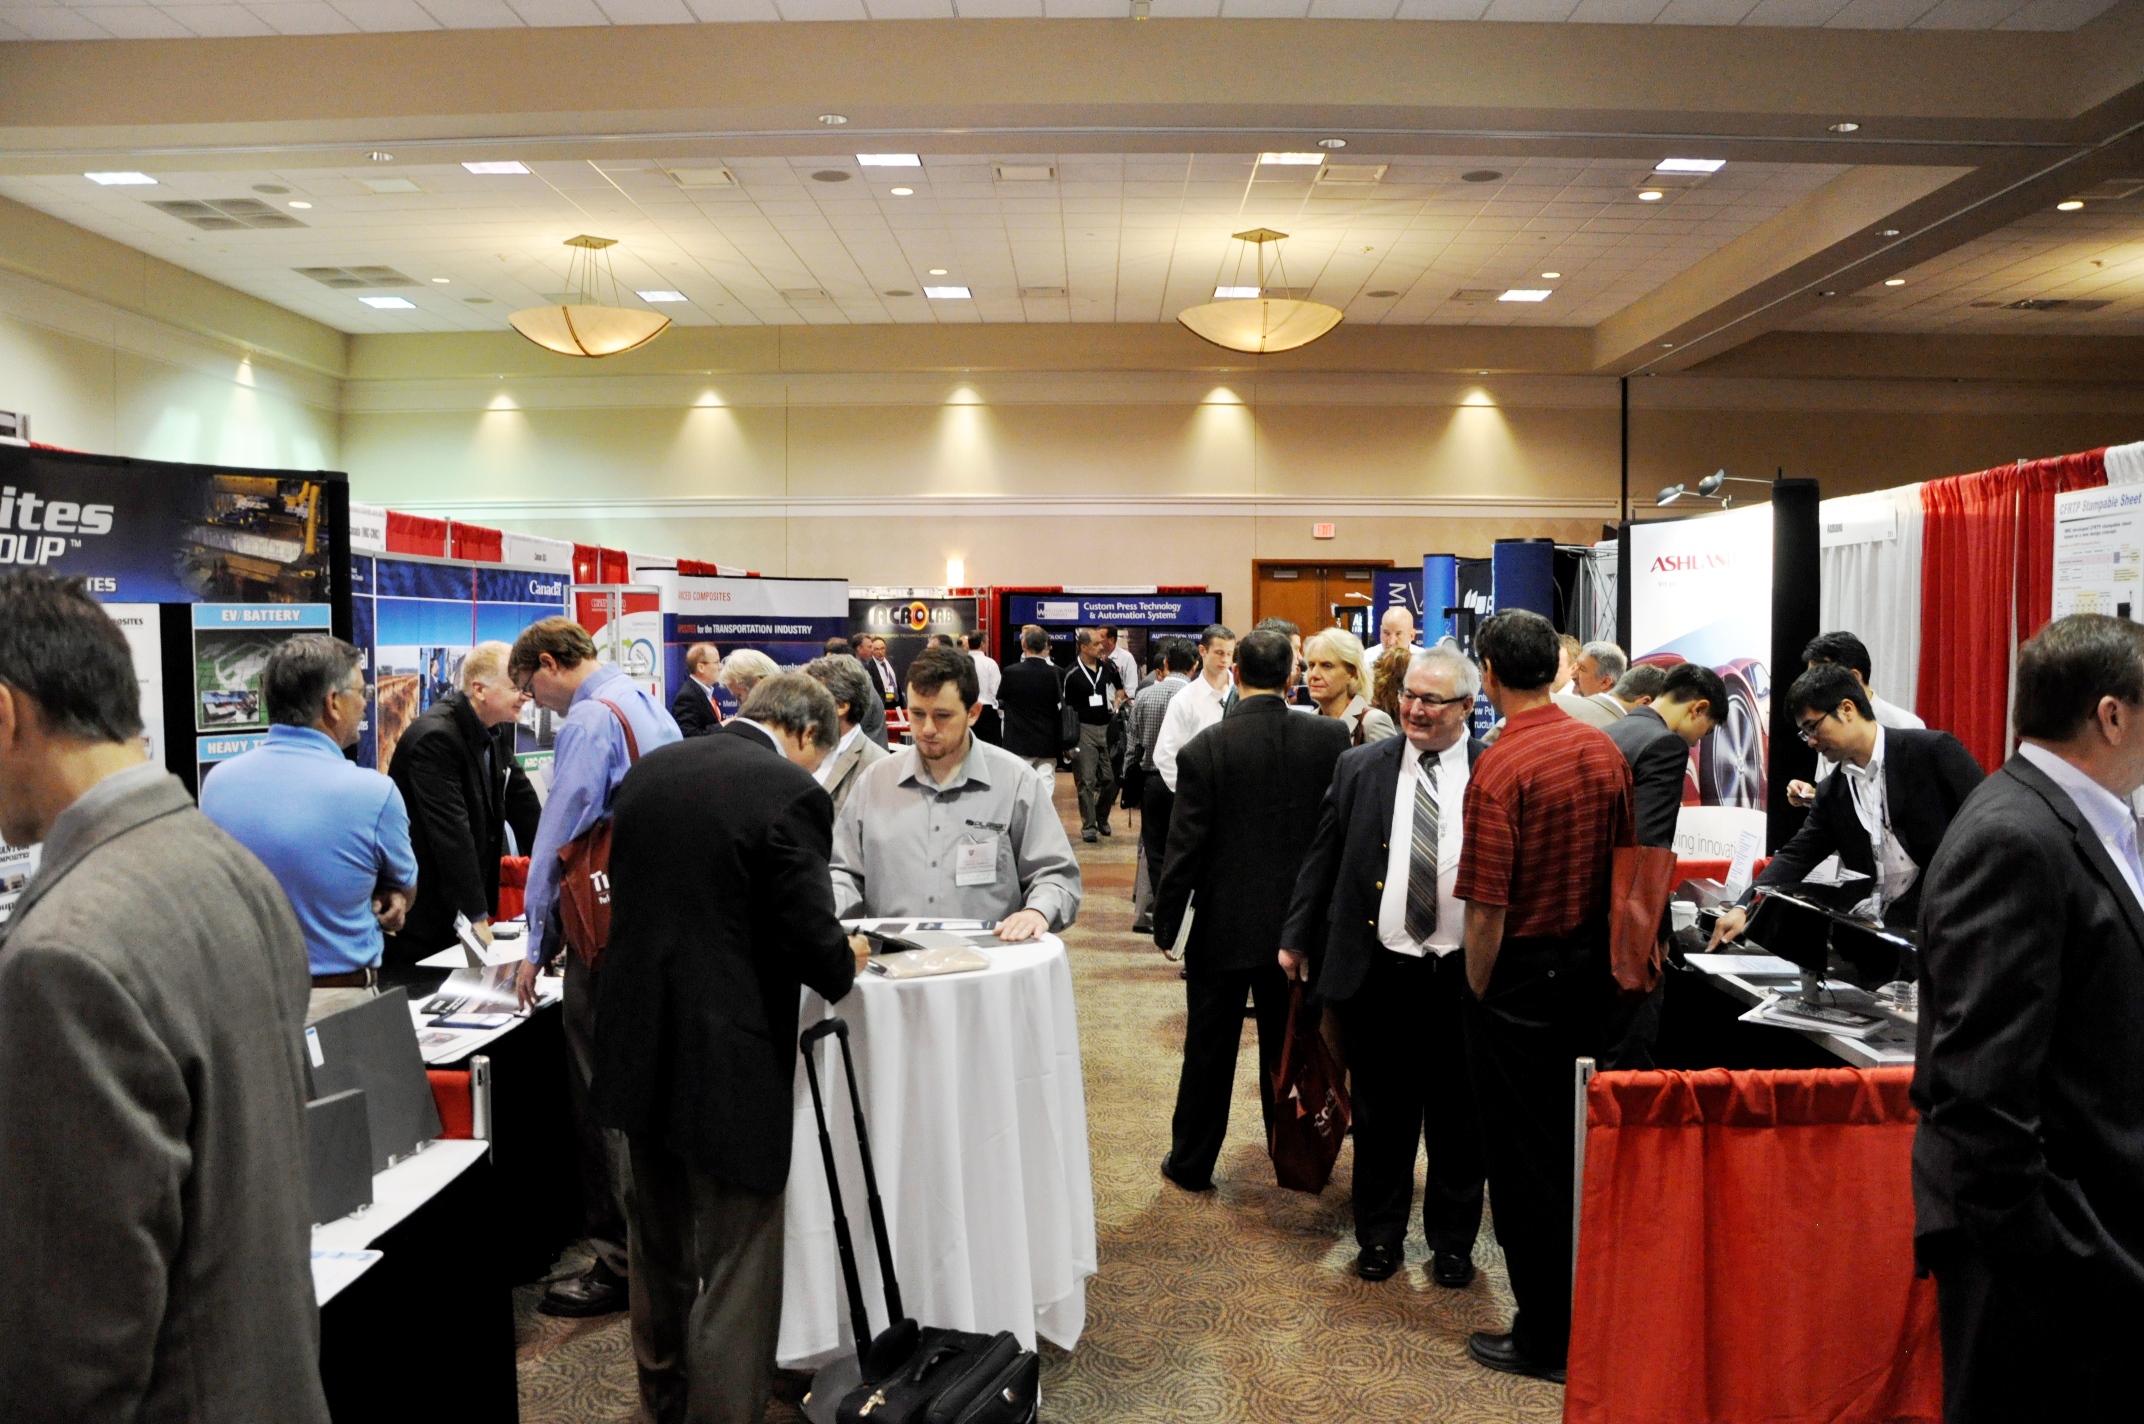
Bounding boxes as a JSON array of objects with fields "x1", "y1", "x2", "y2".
[{"x1": 200, "y1": 634, "x2": 417, "y2": 1020}]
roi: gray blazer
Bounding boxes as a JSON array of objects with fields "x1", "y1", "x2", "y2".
[
  {"x1": 823, "y1": 731, "x2": 890, "y2": 821},
  {"x1": 0, "y1": 770, "x2": 328, "y2": 1423}
]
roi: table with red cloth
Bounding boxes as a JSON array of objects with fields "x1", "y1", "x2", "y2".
[{"x1": 1565, "y1": 1066, "x2": 1941, "y2": 1424}]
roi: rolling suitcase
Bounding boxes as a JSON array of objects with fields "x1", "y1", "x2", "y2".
[{"x1": 799, "y1": 1017, "x2": 1041, "y2": 1424}]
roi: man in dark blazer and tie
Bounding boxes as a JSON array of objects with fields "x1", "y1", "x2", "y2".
[
  {"x1": 1154, "y1": 628, "x2": 1350, "y2": 1192},
  {"x1": 1282, "y1": 642, "x2": 1487, "y2": 1285},
  {"x1": 670, "y1": 643, "x2": 723, "y2": 738},
  {"x1": 1712, "y1": 663, "x2": 1983, "y2": 945},
  {"x1": 594, "y1": 672, "x2": 866, "y2": 1424},
  {"x1": 1913, "y1": 614, "x2": 2144, "y2": 1423},
  {"x1": 1600, "y1": 661, "x2": 1724, "y2": 1067}
]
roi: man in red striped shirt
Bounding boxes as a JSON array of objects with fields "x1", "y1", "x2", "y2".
[{"x1": 1455, "y1": 608, "x2": 1634, "y2": 1385}]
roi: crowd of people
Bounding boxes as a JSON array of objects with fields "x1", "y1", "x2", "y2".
[{"x1": 0, "y1": 564, "x2": 2134, "y2": 1422}]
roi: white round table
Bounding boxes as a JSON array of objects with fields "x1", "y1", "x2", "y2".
[{"x1": 777, "y1": 934, "x2": 1096, "y2": 1371}]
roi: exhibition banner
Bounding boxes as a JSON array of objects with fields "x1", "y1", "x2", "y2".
[
  {"x1": 2052, "y1": 484, "x2": 2144, "y2": 622},
  {"x1": 0, "y1": 839, "x2": 34, "y2": 926},
  {"x1": 652, "y1": 574, "x2": 848, "y2": 711},
  {"x1": 1627, "y1": 505, "x2": 1775, "y2": 856},
  {"x1": 1004, "y1": 594, "x2": 1219, "y2": 627},
  {"x1": 577, "y1": 585, "x2": 665, "y2": 706},
  {"x1": 850, "y1": 595, "x2": 981, "y2": 691},
  {"x1": 1376, "y1": 569, "x2": 1424, "y2": 637},
  {"x1": 0, "y1": 448, "x2": 335, "y2": 605},
  {"x1": 191, "y1": 602, "x2": 332, "y2": 785}
]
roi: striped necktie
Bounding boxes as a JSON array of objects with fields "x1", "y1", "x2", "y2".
[{"x1": 1405, "y1": 748, "x2": 1440, "y2": 942}]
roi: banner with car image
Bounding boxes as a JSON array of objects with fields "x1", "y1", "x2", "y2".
[{"x1": 1626, "y1": 505, "x2": 1774, "y2": 858}]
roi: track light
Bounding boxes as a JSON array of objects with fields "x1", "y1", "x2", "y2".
[{"x1": 1656, "y1": 484, "x2": 1686, "y2": 507}]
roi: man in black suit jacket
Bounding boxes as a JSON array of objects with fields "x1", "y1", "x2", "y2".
[
  {"x1": 1282, "y1": 643, "x2": 1487, "y2": 1285},
  {"x1": 593, "y1": 672, "x2": 864, "y2": 1424},
  {"x1": 1712, "y1": 664, "x2": 1983, "y2": 945},
  {"x1": 997, "y1": 626, "x2": 1067, "y2": 772},
  {"x1": 1913, "y1": 615, "x2": 2144, "y2": 1422},
  {"x1": 383, "y1": 643, "x2": 541, "y2": 981},
  {"x1": 1154, "y1": 629, "x2": 1350, "y2": 1192},
  {"x1": 670, "y1": 643, "x2": 723, "y2": 738},
  {"x1": 1600, "y1": 662, "x2": 1724, "y2": 1067}
]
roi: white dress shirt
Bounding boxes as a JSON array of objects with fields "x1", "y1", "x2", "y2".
[
  {"x1": 1838, "y1": 725, "x2": 1920, "y2": 920},
  {"x1": 1815, "y1": 692, "x2": 1925, "y2": 783},
  {"x1": 971, "y1": 650, "x2": 1002, "y2": 708},
  {"x1": 1152, "y1": 673, "x2": 1232, "y2": 792},
  {"x1": 1377, "y1": 737, "x2": 1469, "y2": 958},
  {"x1": 1106, "y1": 647, "x2": 1138, "y2": 704},
  {"x1": 2018, "y1": 741, "x2": 2144, "y2": 911}
]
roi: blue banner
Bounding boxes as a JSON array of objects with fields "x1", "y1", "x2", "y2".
[{"x1": 1004, "y1": 594, "x2": 1218, "y2": 627}]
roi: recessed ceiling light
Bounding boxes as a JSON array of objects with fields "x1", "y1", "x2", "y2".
[
  {"x1": 1884, "y1": 278, "x2": 1906, "y2": 286},
  {"x1": 431, "y1": 276, "x2": 451, "y2": 284},
  {"x1": 1540, "y1": 271, "x2": 1561, "y2": 279},
  {"x1": 1318, "y1": 138, "x2": 1347, "y2": 150},
  {"x1": 1637, "y1": 190, "x2": 1665, "y2": 201},
  {"x1": 1258, "y1": 152, "x2": 1325, "y2": 166},
  {"x1": 928, "y1": 268, "x2": 948, "y2": 275},
  {"x1": 288, "y1": 201, "x2": 312, "y2": 209},
  {"x1": 1215, "y1": 286, "x2": 1261, "y2": 299},
  {"x1": 2058, "y1": 200, "x2": 2085, "y2": 211},
  {"x1": 359, "y1": 296, "x2": 415, "y2": 309},
  {"x1": 1499, "y1": 289, "x2": 1552, "y2": 302},
  {"x1": 811, "y1": 170, "x2": 851, "y2": 183},
  {"x1": 923, "y1": 286, "x2": 971, "y2": 299},
  {"x1": 1460, "y1": 170, "x2": 1503, "y2": 183},
  {"x1": 1366, "y1": 289, "x2": 1399, "y2": 298},
  {"x1": 818, "y1": 113, "x2": 849, "y2": 126},
  {"x1": 1878, "y1": 228, "x2": 1900, "y2": 237},
  {"x1": 1655, "y1": 157, "x2": 1726, "y2": 173},
  {"x1": 857, "y1": 153, "x2": 921, "y2": 167},
  {"x1": 1818, "y1": 289, "x2": 1838, "y2": 297},
  {"x1": 463, "y1": 161, "x2": 530, "y2": 175},
  {"x1": 367, "y1": 151, "x2": 394, "y2": 162},
  {"x1": 890, "y1": 187, "x2": 914, "y2": 196},
  {"x1": 1828, "y1": 122, "x2": 1860, "y2": 134},
  {"x1": 636, "y1": 290, "x2": 687, "y2": 303},
  {"x1": 883, "y1": 289, "x2": 914, "y2": 297},
  {"x1": 85, "y1": 171, "x2": 156, "y2": 185}
]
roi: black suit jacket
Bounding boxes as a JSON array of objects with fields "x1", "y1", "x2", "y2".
[
  {"x1": 671, "y1": 679, "x2": 720, "y2": 738},
  {"x1": 386, "y1": 690, "x2": 541, "y2": 953},
  {"x1": 1912, "y1": 755, "x2": 2144, "y2": 1296},
  {"x1": 998, "y1": 656, "x2": 1065, "y2": 760},
  {"x1": 1155, "y1": 696, "x2": 1351, "y2": 972},
  {"x1": 1751, "y1": 727, "x2": 1984, "y2": 926},
  {"x1": 592, "y1": 727, "x2": 857, "y2": 1193},
  {"x1": 1603, "y1": 705, "x2": 1689, "y2": 850},
  {"x1": 1281, "y1": 733, "x2": 1485, "y2": 1003}
]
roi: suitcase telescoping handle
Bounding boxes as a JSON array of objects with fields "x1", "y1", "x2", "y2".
[{"x1": 799, "y1": 1016, "x2": 906, "y2": 1358}]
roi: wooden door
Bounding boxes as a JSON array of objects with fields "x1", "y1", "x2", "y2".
[{"x1": 1252, "y1": 561, "x2": 1388, "y2": 634}]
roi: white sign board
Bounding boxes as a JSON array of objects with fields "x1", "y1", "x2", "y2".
[
  {"x1": 2052, "y1": 484, "x2": 2144, "y2": 623},
  {"x1": 1627, "y1": 504, "x2": 1774, "y2": 857}
]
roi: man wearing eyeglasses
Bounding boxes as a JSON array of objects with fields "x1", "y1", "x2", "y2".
[
  {"x1": 1709, "y1": 663, "x2": 1982, "y2": 947},
  {"x1": 199, "y1": 634, "x2": 417, "y2": 1020},
  {"x1": 1281, "y1": 642, "x2": 1489, "y2": 1290}
]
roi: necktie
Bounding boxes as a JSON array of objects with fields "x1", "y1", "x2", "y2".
[{"x1": 1405, "y1": 750, "x2": 1440, "y2": 942}]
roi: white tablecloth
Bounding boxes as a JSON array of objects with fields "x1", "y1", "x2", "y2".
[{"x1": 777, "y1": 935, "x2": 1096, "y2": 1370}]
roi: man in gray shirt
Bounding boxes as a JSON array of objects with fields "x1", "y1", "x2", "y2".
[{"x1": 831, "y1": 644, "x2": 1082, "y2": 937}]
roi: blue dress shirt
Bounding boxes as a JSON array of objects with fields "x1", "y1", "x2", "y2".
[
  {"x1": 200, "y1": 724, "x2": 418, "y2": 976},
  {"x1": 523, "y1": 664, "x2": 682, "y2": 966}
]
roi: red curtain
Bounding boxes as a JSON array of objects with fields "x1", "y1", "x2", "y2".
[
  {"x1": 572, "y1": 543, "x2": 602, "y2": 584},
  {"x1": 1916, "y1": 451, "x2": 2106, "y2": 771},
  {"x1": 449, "y1": 521, "x2": 503, "y2": 564},
  {"x1": 384, "y1": 510, "x2": 449, "y2": 558},
  {"x1": 599, "y1": 548, "x2": 631, "y2": 583},
  {"x1": 1565, "y1": 1067, "x2": 1939, "y2": 1424}
]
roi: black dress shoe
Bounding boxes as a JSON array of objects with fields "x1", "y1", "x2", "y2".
[
  {"x1": 1159, "y1": 1154, "x2": 1214, "y2": 1193},
  {"x1": 1082, "y1": 828, "x2": 1098, "y2": 843},
  {"x1": 1467, "y1": 1331, "x2": 1565, "y2": 1384},
  {"x1": 1432, "y1": 1250, "x2": 1477, "y2": 1288},
  {"x1": 1354, "y1": 1243, "x2": 1400, "y2": 1281},
  {"x1": 1098, "y1": 821, "x2": 1113, "y2": 836},
  {"x1": 538, "y1": 1260, "x2": 629, "y2": 1318}
]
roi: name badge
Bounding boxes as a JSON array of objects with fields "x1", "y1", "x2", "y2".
[
  {"x1": 1088, "y1": 694, "x2": 1104, "y2": 707},
  {"x1": 955, "y1": 837, "x2": 997, "y2": 887}
]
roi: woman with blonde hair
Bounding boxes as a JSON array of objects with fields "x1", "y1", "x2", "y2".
[{"x1": 1301, "y1": 627, "x2": 1396, "y2": 745}]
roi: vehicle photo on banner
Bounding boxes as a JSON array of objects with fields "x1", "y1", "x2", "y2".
[{"x1": 191, "y1": 603, "x2": 333, "y2": 787}]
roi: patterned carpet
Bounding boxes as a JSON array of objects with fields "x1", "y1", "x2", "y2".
[{"x1": 514, "y1": 772, "x2": 1562, "y2": 1423}]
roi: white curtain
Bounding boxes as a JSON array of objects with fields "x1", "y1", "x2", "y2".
[{"x1": 1819, "y1": 484, "x2": 1924, "y2": 716}]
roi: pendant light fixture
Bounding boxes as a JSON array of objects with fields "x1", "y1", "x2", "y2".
[
  {"x1": 509, "y1": 235, "x2": 671, "y2": 358},
  {"x1": 1176, "y1": 227, "x2": 1343, "y2": 355}
]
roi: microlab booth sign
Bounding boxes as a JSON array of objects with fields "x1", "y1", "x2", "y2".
[{"x1": 1627, "y1": 504, "x2": 1775, "y2": 858}]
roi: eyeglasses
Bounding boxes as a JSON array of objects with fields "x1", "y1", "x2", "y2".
[
  {"x1": 1794, "y1": 709, "x2": 1835, "y2": 745},
  {"x1": 1400, "y1": 689, "x2": 1473, "y2": 708}
]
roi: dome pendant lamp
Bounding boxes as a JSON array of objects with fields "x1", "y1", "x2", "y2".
[
  {"x1": 509, "y1": 235, "x2": 671, "y2": 358},
  {"x1": 1177, "y1": 227, "x2": 1343, "y2": 355}
]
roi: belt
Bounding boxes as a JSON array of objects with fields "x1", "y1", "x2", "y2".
[{"x1": 312, "y1": 967, "x2": 378, "y2": 989}]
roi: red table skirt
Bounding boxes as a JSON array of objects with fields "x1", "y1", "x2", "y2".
[{"x1": 1565, "y1": 1067, "x2": 1940, "y2": 1424}]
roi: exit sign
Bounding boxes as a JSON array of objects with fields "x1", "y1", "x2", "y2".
[{"x1": 1312, "y1": 522, "x2": 1335, "y2": 539}]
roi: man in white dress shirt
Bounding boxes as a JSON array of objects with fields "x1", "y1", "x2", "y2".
[
  {"x1": 1151, "y1": 624, "x2": 1237, "y2": 794},
  {"x1": 1788, "y1": 629, "x2": 1926, "y2": 806},
  {"x1": 964, "y1": 630, "x2": 1003, "y2": 745},
  {"x1": 1281, "y1": 644, "x2": 1488, "y2": 1288}
]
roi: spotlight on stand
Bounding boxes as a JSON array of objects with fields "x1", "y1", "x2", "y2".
[
  {"x1": 1656, "y1": 483, "x2": 1687, "y2": 507},
  {"x1": 1696, "y1": 468, "x2": 1775, "y2": 509}
]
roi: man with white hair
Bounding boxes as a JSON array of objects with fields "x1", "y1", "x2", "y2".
[
  {"x1": 717, "y1": 649, "x2": 781, "y2": 708},
  {"x1": 1282, "y1": 643, "x2": 1489, "y2": 1289},
  {"x1": 1555, "y1": 640, "x2": 1631, "y2": 728}
]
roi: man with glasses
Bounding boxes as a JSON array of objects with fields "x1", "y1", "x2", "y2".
[
  {"x1": 1281, "y1": 643, "x2": 1489, "y2": 1289},
  {"x1": 200, "y1": 634, "x2": 418, "y2": 1020},
  {"x1": 1710, "y1": 663, "x2": 1981, "y2": 947}
]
